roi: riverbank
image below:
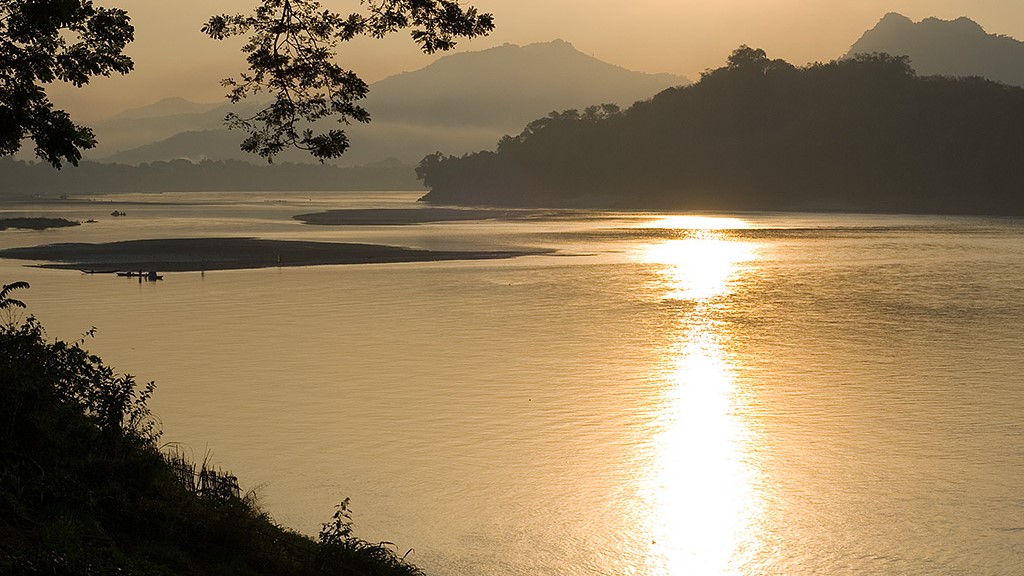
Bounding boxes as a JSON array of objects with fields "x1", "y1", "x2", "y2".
[
  {"x1": 0, "y1": 237, "x2": 541, "y2": 272},
  {"x1": 0, "y1": 286, "x2": 427, "y2": 576}
]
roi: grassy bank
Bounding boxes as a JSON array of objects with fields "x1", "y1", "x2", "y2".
[{"x1": 0, "y1": 282, "x2": 424, "y2": 576}]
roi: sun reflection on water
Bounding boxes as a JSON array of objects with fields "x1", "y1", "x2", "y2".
[
  {"x1": 638, "y1": 215, "x2": 752, "y2": 231},
  {"x1": 644, "y1": 234, "x2": 758, "y2": 301},
  {"x1": 639, "y1": 224, "x2": 763, "y2": 575}
]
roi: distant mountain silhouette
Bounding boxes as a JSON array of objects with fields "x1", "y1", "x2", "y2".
[
  {"x1": 101, "y1": 130, "x2": 251, "y2": 165},
  {"x1": 95, "y1": 40, "x2": 688, "y2": 166},
  {"x1": 364, "y1": 39, "x2": 687, "y2": 129},
  {"x1": 847, "y1": 13, "x2": 1024, "y2": 86},
  {"x1": 418, "y1": 46, "x2": 1024, "y2": 215},
  {"x1": 111, "y1": 97, "x2": 223, "y2": 120},
  {"x1": 87, "y1": 100, "x2": 260, "y2": 159}
]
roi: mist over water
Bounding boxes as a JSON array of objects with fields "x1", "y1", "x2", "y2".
[{"x1": 2, "y1": 192, "x2": 1023, "y2": 575}]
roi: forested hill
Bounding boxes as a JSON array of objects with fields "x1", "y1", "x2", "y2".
[{"x1": 417, "y1": 47, "x2": 1024, "y2": 215}]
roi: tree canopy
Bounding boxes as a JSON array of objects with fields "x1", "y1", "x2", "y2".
[
  {"x1": 0, "y1": 0, "x2": 494, "y2": 168},
  {"x1": 0, "y1": 0, "x2": 134, "y2": 168},
  {"x1": 202, "y1": 0, "x2": 493, "y2": 161}
]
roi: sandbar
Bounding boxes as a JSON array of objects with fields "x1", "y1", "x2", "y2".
[
  {"x1": 0, "y1": 237, "x2": 537, "y2": 272},
  {"x1": 293, "y1": 207, "x2": 577, "y2": 226},
  {"x1": 0, "y1": 217, "x2": 80, "y2": 231}
]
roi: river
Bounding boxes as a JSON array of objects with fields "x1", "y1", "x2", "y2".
[{"x1": 2, "y1": 191, "x2": 1022, "y2": 575}]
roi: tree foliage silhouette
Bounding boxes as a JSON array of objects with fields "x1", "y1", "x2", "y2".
[
  {"x1": 203, "y1": 0, "x2": 494, "y2": 161},
  {"x1": 1, "y1": 0, "x2": 493, "y2": 167},
  {"x1": 0, "y1": 0, "x2": 134, "y2": 168},
  {"x1": 0, "y1": 280, "x2": 29, "y2": 310}
]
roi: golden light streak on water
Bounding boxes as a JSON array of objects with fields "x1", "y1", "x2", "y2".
[
  {"x1": 640, "y1": 225, "x2": 763, "y2": 575},
  {"x1": 642, "y1": 233, "x2": 758, "y2": 300},
  {"x1": 638, "y1": 216, "x2": 753, "y2": 231}
]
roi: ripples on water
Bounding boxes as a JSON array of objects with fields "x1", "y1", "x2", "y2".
[{"x1": 2, "y1": 194, "x2": 1023, "y2": 575}]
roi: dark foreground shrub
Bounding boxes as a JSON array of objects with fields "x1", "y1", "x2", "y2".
[{"x1": 0, "y1": 282, "x2": 426, "y2": 576}]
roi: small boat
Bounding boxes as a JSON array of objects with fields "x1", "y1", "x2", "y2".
[{"x1": 117, "y1": 271, "x2": 163, "y2": 280}]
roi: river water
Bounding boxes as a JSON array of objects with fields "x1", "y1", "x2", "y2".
[{"x1": 2, "y1": 192, "x2": 1023, "y2": 575}]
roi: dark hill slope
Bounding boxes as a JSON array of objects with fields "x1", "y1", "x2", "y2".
[{"x1": 417, "y1": 47, "x2": 1024, "y2": 215}]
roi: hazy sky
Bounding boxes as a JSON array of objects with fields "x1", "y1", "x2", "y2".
[{"x1": 48, "y1": 0, "x2": 1024, "y2": 120}]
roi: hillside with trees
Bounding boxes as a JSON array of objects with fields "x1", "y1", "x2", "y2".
[{"x1": 417, "y1": 47, "x2": 1024, "y2": 215}]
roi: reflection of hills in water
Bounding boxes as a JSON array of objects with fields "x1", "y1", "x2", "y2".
[
  {"x1": 553, "y1": 225, "x2": 1021, "y2": 242},
  {"x1": 519, "y1": 213, "x2": 1024, "y2": 248}
]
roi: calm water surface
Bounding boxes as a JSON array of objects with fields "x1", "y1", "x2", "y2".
[{"x1": 2, "y1": 192, "x2": 1023, "y2": 575}]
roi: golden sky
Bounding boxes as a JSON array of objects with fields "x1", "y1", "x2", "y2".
[{"x1": 48, "y1": 0, "x2": 1024, "y2": 120}]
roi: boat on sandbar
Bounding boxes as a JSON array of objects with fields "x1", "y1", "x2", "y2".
[{"x1": 116, "y1": 271, "x2": 163, "y2": 281}]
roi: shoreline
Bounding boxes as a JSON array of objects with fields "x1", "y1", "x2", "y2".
[{"x1": 0, "y1": 237, "x2": 543, "y2": 272}]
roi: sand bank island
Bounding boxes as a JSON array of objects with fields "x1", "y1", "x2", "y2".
[
  {"x1": 0, "y1": 217, "x2": 80, "y2": 231},
  {"x1": 293, "y1": 207, "x2": 583, "y2": 226},
  {"x1": 0, "y1": 237, "x2": 540, "y2": 272}
]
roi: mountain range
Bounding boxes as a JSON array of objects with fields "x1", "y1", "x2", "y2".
[
  {"x1": 89, "y1": 40, "x2": 689, "y2": 166},
  {"x1": 92, "y1": 15, "x2": 1024, "y2": 168},
  {"x1": 11, "y1": 14, "x2": 1024, "y2": 204},
  {"x1": 847, "y1": 13, "x2": 1024, "y2": 87}
]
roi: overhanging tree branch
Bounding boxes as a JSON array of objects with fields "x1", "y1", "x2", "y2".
[
  {"x1": 0, "y1": 0, "x2": 134, "y2": 168},
  {"x1": 202, "y1": 0, "x2": 493, "y2": 162},
  {"x1": 1, "y1": 0, "x2": 491, "y2": 168}
]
